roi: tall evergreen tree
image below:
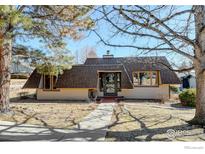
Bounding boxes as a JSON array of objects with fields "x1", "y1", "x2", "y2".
[{"x1": 0, "y1": 5, "x2": 94, "y2": 112}]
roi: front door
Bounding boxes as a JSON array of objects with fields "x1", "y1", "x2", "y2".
[{"x1": 102, "y1": 73, "x2": 117, "y2": 96}]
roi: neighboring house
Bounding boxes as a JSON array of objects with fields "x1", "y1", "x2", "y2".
[
  {"x1": 23, "y1": 54, "x2": 180, "y2": 101},
  {"x1": 180, "y1": 74, "x2": 196, "y2": 89},
  {"x1": 11, "y1": 62, "x2": 33, "y2": 74}
]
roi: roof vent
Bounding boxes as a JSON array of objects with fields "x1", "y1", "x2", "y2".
[{"x1": 103, "y1": 50, "x2": 114, "y2": 58}]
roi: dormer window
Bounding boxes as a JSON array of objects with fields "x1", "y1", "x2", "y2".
[
  {"x1": 133, "y1": 71, "x2": 159, "y2": 87},
  {"x1": 43, "y1": 75, "x2": 58, "y2": 90},
  {"x1": 44, "y1": 75, "x2": 51, "y2": 90}
]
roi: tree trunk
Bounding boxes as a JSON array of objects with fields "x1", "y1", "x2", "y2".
[
  {"x1": 0, "y1": 32, "x2": 12, "y2": 113},
  {"x1": 188, "y1": 6, "x2": 205, "y2": 125},
  {"x1": 188, "y1": 62, "x2": 205, "y2": 125}
]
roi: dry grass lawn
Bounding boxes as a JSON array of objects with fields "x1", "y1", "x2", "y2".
[
  {"x1": 0, "y1": 101, "x2": 97, "y2": 129},
  {"x1": 10, "y1": 79, "x2": 36, "y2": 99},
  {"x1": 106, "y1": 102, "x2": 205, "y2": 141},
  {"x1": 3, "y1": 79, "x2": 98, "y2": 129}
]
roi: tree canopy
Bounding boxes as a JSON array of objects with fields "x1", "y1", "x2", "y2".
[
  {"x1": 94, "y1": 6, "x2": 195, "y2": 70},
  {"x1": 1, "y1": 5, "x2": 94, "y2": 70},
  {"x1": 0, "y1": 5, "x2": 95, "y2": 112}
]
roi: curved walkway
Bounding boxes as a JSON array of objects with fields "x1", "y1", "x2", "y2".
[{"x1": 0, "y1": 103, "x2": 115, "y2": 141}]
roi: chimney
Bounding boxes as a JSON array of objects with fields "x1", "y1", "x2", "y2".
[{"x1": 103, "y1": 50, "x2": 114, "y2": 58}]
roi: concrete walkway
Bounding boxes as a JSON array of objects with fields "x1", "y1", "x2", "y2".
[{"x1": 0, "y1": 103, "x2": 115, "y2": 141}]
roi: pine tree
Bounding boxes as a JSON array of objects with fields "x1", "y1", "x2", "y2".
[{"x1": 0, "y1": 5, "x2": 94, "y2": 112}]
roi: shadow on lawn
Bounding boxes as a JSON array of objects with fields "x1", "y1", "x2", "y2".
[
  {"x1": 105, "y1": 104, "x2": 204, "y2": 141},
  {"x1": 170, "y1": 103, "x2": 194, "y2": 110},
  {"x1": 0, "y1": 105, "x2": 111, "y2": 141},
  {"x1": 0, "y1": 104, "x2": 204, "y2": 142},
  {"x1": 0, "y1": 122, "x2": 109, "y2": 141},
  {"x1": 0, "y1": 111, "x2": 107, "y2": 141},
  {"x1": 0, "y1": 112, "x2": 202, "y2": 142}
]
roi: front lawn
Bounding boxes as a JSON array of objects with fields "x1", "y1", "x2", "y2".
[
  {"x1": 0, "y1": 100, "x2": 97, "y2": 129},
  {"x1": 10, "y1": 79, "x2": 36, "y2": 100},
  {"x1": 106, "y1": 102, "x2": 205, "y2": 141}
]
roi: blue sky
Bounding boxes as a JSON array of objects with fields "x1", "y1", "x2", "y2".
[
  {"x1": 66, "y1": 5, "x2": 193, "y2": 67},
  {"x1": 16, "y1": 11, "x2": 137, "y2": 57},
  {"x1": 66, "y1": 31, "x2": 136, "y2": 57},
  {"x1": 16, "y1": 6, "x2": 193, "y2": 66},
  {"x1": 65, "y1": 7, "x2": 143, "y2": 58}
]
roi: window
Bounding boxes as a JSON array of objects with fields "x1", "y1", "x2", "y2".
[
  {"x1": 139, "y1": 72, "x2": 151, "y2": 86},
  {"x1": 44, "y1": 75, "x2": 51, "y2": 90},
  {"x1": 43, "y1": 75, "x2": 58, "y2": 90},
  {"x1": 52, "y1": 76, "x2": 58, "y2": 89},
  {"x1": 133, "y1": 72, "x2": 139, "y2": 86},
  {"x1": 133, "y1": 71, "x2": 159, "y2": 86},
  {"x1": 116, "y1": 72, "x2": 121, "y2": 91},
  {"x1": 151, "y1": 72, "x2": 158, "y2": 85}
]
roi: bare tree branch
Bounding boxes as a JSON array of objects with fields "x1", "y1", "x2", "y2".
[
  {"x1": 135, "y1": 6, "x2": 195, "y2": 46},
  {"x1": 101, "y1": 6, "x2": 164, "y2": 41},
  {"x1": 94, "y1": 30, "x2": 179, "y2": 52},
  {"x1": 115, "y1": 6, "x2": 195, "y2": 60},
  {"x1": 157, "y1": 61, "x2": 194, "y2": 72}
]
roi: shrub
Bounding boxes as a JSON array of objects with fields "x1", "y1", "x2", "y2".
[
  {"x1": 170, "y1": 86, "x2": 179, "y2": 93},
  {"x1": 179, "y1": 89, "x2": 196, "y2": 107}
]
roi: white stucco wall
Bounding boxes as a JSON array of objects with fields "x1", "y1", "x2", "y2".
[
  {"x1": 37, "y1": 88, "x2": 89, "y2": 100},
  {"x1": 120, "y1": 85, "x2": 169, "y2": 100},
  {"x1": 37, "y1": 85, "x2": 170, "y2": 100},
  {"x1": 98, "y1": 84, "x2": 170, "y2": 100},
  {"x1": 189, "y1": 77, "x2": 196, "y2": 88}
]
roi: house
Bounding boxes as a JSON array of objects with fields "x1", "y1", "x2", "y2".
[
  {"x1": 11, "y1": 63, "x2": 33, "y2": 74},
  {"x1": 180, "y1": 72, "x2": 196, "y2": 89},
  {"x1": 23, "y1": 53, "x2": 181, "y2": 101}
]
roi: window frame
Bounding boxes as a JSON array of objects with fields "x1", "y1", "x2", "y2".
[
  {"x1": 43, "y1": 74, "x2": 60, "y2": 91},
  {"x1": 132, "y1": 71, "x2": 159, "y2": 87},
  {"x1": 116, "y1": 72, "x2": 122, "y2": 92}
]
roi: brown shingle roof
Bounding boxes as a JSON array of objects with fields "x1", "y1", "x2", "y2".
[
  {"x1": 56, "y1": 64, "x2": 133, "y2": 89},
  {"x1": 85, "y1": 56, "x2": 181, "y2": 84},
  {"x1": 23, "y1": 56, "x2": 181, "y2": 89},
  {"x1": 23, "y1": 69, "x2": 41, "y2": 88}
]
